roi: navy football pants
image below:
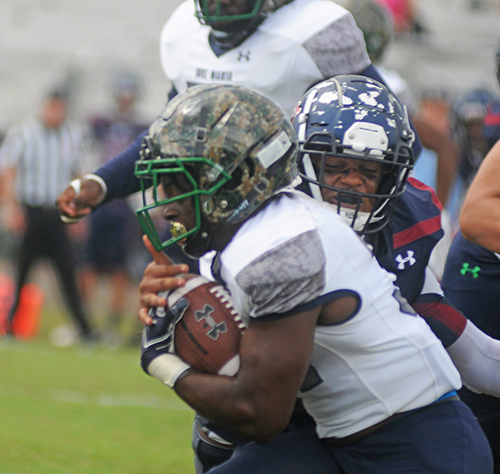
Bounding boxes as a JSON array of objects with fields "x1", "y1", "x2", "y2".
[{"x1": 206, "y1": 400, "x2": 493, "y2": 474}]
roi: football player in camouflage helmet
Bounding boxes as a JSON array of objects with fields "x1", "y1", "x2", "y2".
[
  {"x1": 195, "y1": 0, "x2": 292, "y2": 50},
  {"x1": 339, "y1": 0, "x2": 395, "y2": 63},
  {"x1": 135, "y1": 83, "x2": 298, "y2": 258},
  {"x1": 293, "y1": 75, "x2": 414, "y2": 235}
]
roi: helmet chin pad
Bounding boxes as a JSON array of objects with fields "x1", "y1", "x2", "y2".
[{"x1": 339, "y1": 207, "x2": 371, "y2": 232}]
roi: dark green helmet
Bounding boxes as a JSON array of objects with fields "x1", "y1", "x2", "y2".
[
  {"x1": 135, "y1": 84, "x2": 298, "y2": 257},
  {"x1": 194, "y1": 0, "x2": 292, "y2": 49},
  {"x1": 194, "y1": 0, "x2": 290, "y2": 26}
]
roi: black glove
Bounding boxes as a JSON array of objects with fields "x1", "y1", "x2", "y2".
[{"x1": 141, "y1": 297, "x2": 189, "y2": 374}]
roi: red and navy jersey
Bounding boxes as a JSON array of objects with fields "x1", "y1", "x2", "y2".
[
  {"x1": 368, "y1": 178, "x2": 468, "y2": 347},
  {"x1": 484, "y1": 100, "x2": 500, "y2": 150},
  {"x1": 368, "y1": 177, "x2": 443, "y2": 305}
]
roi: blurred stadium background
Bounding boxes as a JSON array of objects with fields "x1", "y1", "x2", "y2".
[
  {"x1": 0, "y1": 0, "x2": 183, "y2": 132},
  {"x1": 0, "y1": 0, "x2": 499, "y2": 133}
]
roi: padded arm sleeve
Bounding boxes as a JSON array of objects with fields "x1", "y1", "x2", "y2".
[
  {"x1": 93, "y1": 130, "x2": 149, "y2": 205},
  {"x1": 411, "y1": 267, "x2": 467, "y2": 348},
  {"x1": 413, "y1": 267, "x2": 500, "y2": 396},
  {"x1": 447, "y1": 320, "x2": 500, "y2": 397},
  {"x1": 92, "y1": 85, "x2": 179, "y2": 206}
]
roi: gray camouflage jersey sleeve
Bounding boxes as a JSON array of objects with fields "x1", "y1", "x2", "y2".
[
  {"x1": 303, "y1": 13, "x2": 370, "y2": 78},
  {"x1": 235, "y1": 230, "x2": 325, "y2": 321}
]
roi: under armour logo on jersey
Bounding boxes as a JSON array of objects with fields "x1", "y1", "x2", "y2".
[
  {"x1": 237, "y1": 51, "x2": 251, "y2": 62},
  {"x1": 460, "y1": 263, "x2": 481, "y2": 278},
  {"x1": 195, "y1": 304, "x2": 228, "y2": 340},
  {"x1": 395, "y1": 251, "x2": 416, "y2": 270}
]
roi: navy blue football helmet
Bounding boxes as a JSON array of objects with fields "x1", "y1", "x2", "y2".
[{"x1": 293, "y1": 75, "x2": 415, "y2": 235}]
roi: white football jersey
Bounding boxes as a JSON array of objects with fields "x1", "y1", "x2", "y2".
[
  {"x1": 160, "y1": 0, "x2": 370, "y2": 115},
  {"x1": 204, "y1": 191, "x2": 461, "y2": 439}
]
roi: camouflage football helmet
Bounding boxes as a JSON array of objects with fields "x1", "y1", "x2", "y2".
[
  {"x1": 135, "y1": 83, "x2": 298, "y2": 257},
  {"x1": 293, "y1": 75, "x2": 414, "y2": 235},
  {"x1": 341, "y1": 0, "x2": 395, "y2": 63}
]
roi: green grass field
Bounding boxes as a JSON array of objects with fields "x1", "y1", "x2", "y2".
[{"x1": 0, "y1": 303, "x2": 196, "y2": 474}]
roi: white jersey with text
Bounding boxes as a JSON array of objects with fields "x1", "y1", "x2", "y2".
[
  {"x1": 160, "y1": 0, "x2": 370, "y2": 115},
  {"x1": 204, "y1": 191, "x2": 461, "y2": 439}
]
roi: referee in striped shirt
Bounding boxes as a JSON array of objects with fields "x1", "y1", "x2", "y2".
[{"x1": 0, "y1": 87, "x2": 96, "y2": 343}]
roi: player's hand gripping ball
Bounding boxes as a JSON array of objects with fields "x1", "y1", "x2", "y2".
[
  {"x1": 156, "y1": 274, "x2": 246, "y2": 376},
  {"x1": 140, "y1": 295, "x2": 189, "y2": 374}
]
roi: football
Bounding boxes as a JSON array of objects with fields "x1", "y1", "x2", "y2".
[{"x1": 167, "y1": 274, "x2": 246, "y2": 376}]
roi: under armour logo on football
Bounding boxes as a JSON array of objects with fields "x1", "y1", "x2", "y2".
[
  {"x1": 460, "y1": 263, "x2": 481, "y2": 278},
  {"x1": 195, "y1": 304, "x2": 228, "y2": 340},
  {"x1": 237, "y1": 51, "x2": 251, "y2": 62},
  {"x1": 395, "y1": 251, "x2": 416, "y2": 270}
]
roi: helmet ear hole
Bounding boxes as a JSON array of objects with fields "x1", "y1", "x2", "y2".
[
  {"x1": 223, "y1": 158, "x2": 254, "y2": 191},
  {"x1": 244, "y1": 157, "x2": 256, "y2": 178},
  {"x1": 224, "y1": 165, "x2": 243, "y2": 192}
]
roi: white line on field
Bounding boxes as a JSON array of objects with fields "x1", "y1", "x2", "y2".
[{"x1": 0, "y1": 385, "x2": 190, "y2": 411}]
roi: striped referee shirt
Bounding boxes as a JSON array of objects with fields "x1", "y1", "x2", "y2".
[{"x1": 0, "y1": 116, "x2": 95, "y2": 207}]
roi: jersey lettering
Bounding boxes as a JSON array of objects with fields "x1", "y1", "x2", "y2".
[
  {"x1": 196, "y1": 68, "x2": 208, "y2": 79},
  {"x1": 210, "y1": 70, "x2": 233, "y2": 81}
]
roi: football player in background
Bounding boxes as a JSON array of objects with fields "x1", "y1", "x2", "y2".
[
  {"x1": 441, "y1": 39, "x2": 500, "y2": 474},
  {"x1": 55, "y1": 0, "x2": 421, "y2": 224},
  {"x1": 135, "y1": 82, "x2": 492, "y2": 474}
]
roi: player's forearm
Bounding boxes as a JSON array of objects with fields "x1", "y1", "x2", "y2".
[
  {"x1": 412, "y1": 115, "x2": 459, "y2": 207},
  {"x1": 460, "y1": 139, "x2": 500, "y2": 252},
  {"x1": 414, "y1": 294, "x2": 500, "y2": 396},
  {"x1": 446, "y1": 320, "x2": 500, "y2": 397},
  {"x1": 174, "y1": 315, "x2": 316, "y2": 444},
  {"x1": 411, "y1": 268, "x2": 467, "y2": 348},
  {"x1": 175, "y1": 371, "x2": 290, "y2": 444}
]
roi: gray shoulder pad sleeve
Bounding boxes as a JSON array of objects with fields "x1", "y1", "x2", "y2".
[
  {"x1": 303, "y1": 13, "x2": 371, "y2": 79},
  {"x1": 235, "y1": 230, "x2": 325, "y2": 318}
]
